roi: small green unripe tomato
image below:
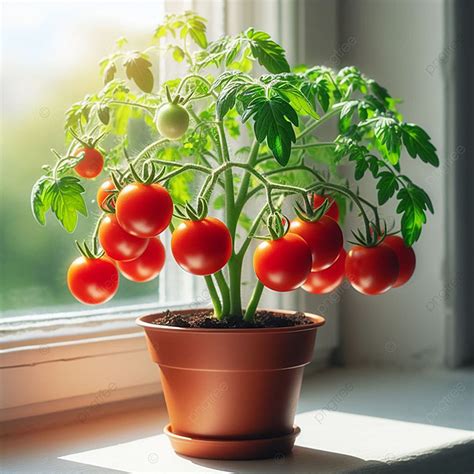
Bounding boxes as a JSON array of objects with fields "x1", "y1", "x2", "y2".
[{"x1": 155, "y1": 102, "x2": 190, "y2": 140}]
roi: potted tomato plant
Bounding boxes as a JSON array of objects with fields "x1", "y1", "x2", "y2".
[{"x1": 32, "y1": 11, "x2": 437, "y2": 460}]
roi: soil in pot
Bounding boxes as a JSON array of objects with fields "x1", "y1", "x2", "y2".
[{"x1": 151, "y1": 309, "x2": 314, "y2": 329}]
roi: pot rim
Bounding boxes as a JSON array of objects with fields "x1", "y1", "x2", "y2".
[{"x1": 136, "y1": 307, "x2": 325, "y2": 334}]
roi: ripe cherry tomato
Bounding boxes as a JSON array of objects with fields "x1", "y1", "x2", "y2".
[
  {"x1": 302, "y1": 249, "x2": 346, "y2": 294},
  {"x1": 115, "y1": 183, "x2": 173, "y2": 238},
  {"x1": 345, "y1": 245, "x2": 399, "y2": 295},
  {"x1": 118, "y1": 238, "x2": 165, "y2": 282},
  {"x1": 253, "y1": 233, "x2": 312, "y2": 292},
  {"x1": 313, "y1": 193, "x2": 339, "y2": 221},
  {"x1": 96, "y1": 179, "x2": 116, "y2": 210},
  {"x1": 171, "y1": 217, "x2": 232, "y2": 275},
  {"x1": 155, "y1": 103, "x2": 190, "y2": 139},
  {"x1": 289, "y1": 216, "x2": 343, "y2": 271},
  {"x1": 382, "y1": 235, "x2": 416, "y2": 287},
  {"x1": 99, "y1": 214, "x2": 149, "y2": 261},
  {"x1": 67, "y1": 256, "x2": 118, "y2": 305},
  {"x1": 74, "y1": 147, "x2": 104, "y2": 178}
]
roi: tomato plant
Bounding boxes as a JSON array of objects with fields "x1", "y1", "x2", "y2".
[
  {"x1": 32, "y1": 11, "x2": 437, "y2": 320},
  {"x1": 67, "y1": 256, "x2": 119, "y2": 305},
  {"x1": 382, "y1": 235, "x2": 416, "y2": 287},
  {"x1": 97, "y1": 179, "x2": 116, "y2": 210},
  {"x1": 115, "y1": 183, "x2": 173, "y2": 238},
  {"x1": 345, "y1": 245, "x2": 399, "y2": 295},
  {"x1": 289, "y1": 216, "x2": 343, "y2": 271},
  {"x1": 74, "y1": 147, "x2": 104, "y2": 178},
  {"x1": 302, "y1": 249, "x2": 346, "y2": 295},
  {"x1": 98, "y1": 214, "x2": 149, "y2": 261},
  {"x1": 253, "y1": 234, "x2": 312, "y2": 292},
  {"x1": 155, "y1": 99, "x2": 190, "y2": 140},
  {"x1": 171, "y1": 217, "x2": 232, "y2": 276},
  {"x1": 313, "y1": 194, "x2": 339, "y2": 221},
  {"x1": 118, "y1": 238, "x2": 165, "y2": 282}
]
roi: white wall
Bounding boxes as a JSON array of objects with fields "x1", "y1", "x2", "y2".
[{"x1": 338, "y1": 0, "x2": 447, "y2": 368}]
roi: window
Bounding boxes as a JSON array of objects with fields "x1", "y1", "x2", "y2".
[{"x1": 0, "y1": 1, "x2": 206, "y2": 318}]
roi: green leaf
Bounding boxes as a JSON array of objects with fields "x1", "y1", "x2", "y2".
[
  {"x1": 401, "y1": 123, "x2": 439, "y2": 167},
  {"x1": 354, "y1": 159, "x2": 368, "y2": 180},
  {"x1": 189, "y1": 28, "x2": 207, "y2": 48},
  {"x1": 31, "y1": 176, "x2": 53, "y2": 226},
  {"x1": 367, "y1": 79, "x2": 391, "y2": 106},
  {"x1": 172, "y1": 46, "x2": 185, "y2": 62},
  {"x1": 46, "y1": 176, "x2": 87, "y2": 233},
  {"x1": 396, "y1": 185, "x2": 433, "y2": 245},
  {"x1": 244, "y1": 28, "x2": 290, "y2": 73},
  {"x1": 270, "y1": 80, "x2": 319, "y2": 118},
  {"x1": 243, "y1": 96, "x2": 298, "y2": 166},
  {"x1": 376, "y1": 171, "x2": 399, "y2": 204},
  {"x1": 97, "y1": 104, "x2": 110, "y2": 125},
  {"x1": 373, "y1": 116, "x2": 401, "y2": 165},
  {"x1": 103, "y1": 62, "x2": 117, "y2": 85},
  {"x1": 123, "y1": 54, "x2": 154, "y2": 93},
  {"x1": 314, "y1": 77, "x2": 330, "y2": 112},
  {"x1": 339, "y1": 100, "x2": 358, "y2": 133}
]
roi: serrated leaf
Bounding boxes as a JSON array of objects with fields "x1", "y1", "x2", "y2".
[
  {"x1": 244, "y1": 28, "x2": 290, "y2": 73},
  {"x1": 354, "y1": 159, "x2": 368, "y2": 180},
  {"x1": 401, "y1": 123, "x2": 439, "y2": 167},
  {"x1": 97, "y1": 104, "x2": 110, "y2": 125},
  {"x1": 339, "y1": 100, "x2": 358, "y2": 133},
  {"x1": 46, "y1": 176, "x2": 87, "y2": 232},
  {"x1": 396, "y1": 186, "x2": 429, "y2": 245},
  {"x1": 103, "y1": 62, "x2": 116, "y2": 85},
  {"x1": 31, "y1": 176, "x2": 53, "y2": 225},
  {"x1": 123, "y1": 54, "x2": 154, "y2": 93},
  {"x1": 376, "y1": 171, "x2": 399, "y2": 204},
  {"x1": 172, "y1": 46, "x2": 185, "y2": 62},
  {"x1": 373, "y1": 117, "x2": 401, "y2": 165},
  {"x1": 189, "y1": 28, "x2": 207, "y2": 48},
  {"x1": 270, "y1": 80, "x2": 318, "y2": 118}
]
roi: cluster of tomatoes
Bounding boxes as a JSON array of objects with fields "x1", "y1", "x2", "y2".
[
  {"x1": 254, "y1": 195, "x2": 416, "y2": 296},
  {"x1": 67, "y1": 147, "x2": 415, "y2": 306},
  {"x1": 68, "y1": 156, "x2": 233, "y2": 304}
]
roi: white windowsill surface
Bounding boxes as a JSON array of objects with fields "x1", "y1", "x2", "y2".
[{"x1": 2, "y1": 368, "x2": 473, "y2": 473}]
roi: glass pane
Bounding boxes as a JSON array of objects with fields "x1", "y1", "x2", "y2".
[{"x1": 0, "y1": 1, "x2": 199, "y2": 317}]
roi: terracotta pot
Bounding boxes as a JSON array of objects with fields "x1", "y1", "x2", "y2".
[{"x1": 136, "y1": 308, "x2": 325, "y2": 460}]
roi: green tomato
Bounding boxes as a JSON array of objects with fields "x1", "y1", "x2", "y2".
[{"x1": 155, "y1": 103, "x2": 190, "y2": 140}]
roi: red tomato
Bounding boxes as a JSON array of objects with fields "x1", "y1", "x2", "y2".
[
  {"x1": 289, "y1": 216, "x2": 343, "y2": 271},
  {"x1": 382, "y1": 235, "x2": 416, "y2": 287},
  {"x1": 99, "y1": 214, "x2": 149, "y2": 261},
  {"x1": 313, "y1": 194, "x2": 339, "y2": 221},
  {"x1": 345, "y1": 245, "x2": 399, "y2": 295},
  {"x1": 115, "y1": 183, "x2": 173, "y2": 238},
  {"x1": 67, "y1": 256, "x2": 118, "y2": 305},
  {"x1": 302, "y1": 249, "x2": 346, "y2": 294},
  {"x1": 253, "y1": 233, "x2": 312, "y2": 292},
  {"x1": 171, "y1": 217, "x2": 232, "y2": 275},
  {"x1": 118, "y1": 238, "x2": 165, "y2": 282},
  {"x1": 74, "y1": 147, "x2": 104, "y2": 178},
  {"x1": 96, "y1": 179, "x2": 116, "y2": 210}
]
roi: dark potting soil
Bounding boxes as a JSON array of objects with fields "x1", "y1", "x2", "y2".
[{"x1": 151, "y1": 309, "x2": 313, "y2": 329}]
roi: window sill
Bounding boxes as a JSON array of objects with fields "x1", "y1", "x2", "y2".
[{"x1": 2, "y1": 368, "x2": 473, "y2": 473}]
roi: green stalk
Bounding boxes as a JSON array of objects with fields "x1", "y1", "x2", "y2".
[
  {"x1": 204, "y1": 275, "x2": 222, "y2": 318},
  {"x1": 214, "y1": 271, "x2": 230, "y2": 318},
  {"x1": 244, "y1": 281, "x2": 264, "y2": 322}
]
